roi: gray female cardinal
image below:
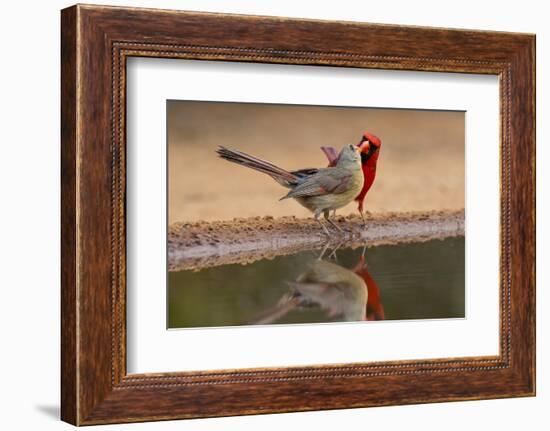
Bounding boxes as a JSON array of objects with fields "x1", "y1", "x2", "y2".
[{"x1": 217, "y1": 143, "x2": 365, "y2": 235}]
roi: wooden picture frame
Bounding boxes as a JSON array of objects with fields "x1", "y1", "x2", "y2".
[{"x1": 61, "y1": 4, "x2": 535, "y2": 425}]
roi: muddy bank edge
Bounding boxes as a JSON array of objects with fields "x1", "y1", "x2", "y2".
[{"x1": 168, "y1": 210, "x2": 465, "y2": 272}]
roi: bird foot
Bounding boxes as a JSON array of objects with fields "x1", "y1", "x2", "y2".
[{"x1": 340, "y1": 225, "x2": 362, "y2": 238}]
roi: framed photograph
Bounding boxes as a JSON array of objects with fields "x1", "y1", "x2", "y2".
[{"x1": 61, "y1": 4, "x2": 535, "y2": 425}]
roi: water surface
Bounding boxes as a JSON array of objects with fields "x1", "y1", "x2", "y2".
[{"x1": 168, "y1": 236, "x2": 465, "y2": 328}]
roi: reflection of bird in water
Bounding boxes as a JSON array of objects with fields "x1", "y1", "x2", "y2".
[
  {"x1": 353, "y1": 253, "x2": 385, "y2": 321},
  {"x1": 217, "y1": 144, "x2": 365, "y2": 236},
  {"x1": 251, "y1": 244, "x2": 385, "y2": 325},
  {"x1": 319, "y1": 242, "x2": 385, "y2": 321},
  {"x1": 251, "y1": 259, "x2": 368, "y2": 325}
]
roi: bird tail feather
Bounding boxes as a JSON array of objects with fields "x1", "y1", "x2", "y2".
[
  {"x1": 217, "y1": 146, "x2": 298, "y2": 187},
  {"x1": 247, "y1": 295, "x2": 301, "y2": 325}
]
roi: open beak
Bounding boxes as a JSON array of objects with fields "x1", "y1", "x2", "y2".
[{"x1": 358, "y1": 140, "x2": 370, "y2": 153}]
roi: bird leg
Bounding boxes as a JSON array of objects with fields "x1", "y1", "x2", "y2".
[
  {"x1": 324, "y1": 210, "x2": 345, "y2": 234},
  {"x1": 328, "y1": 239, "x2": 346, "y2": 260},
  {"x1": 358, "y1": 205, "x2": 367, "y2": 228},
  {"x1": 314, "y1": 211, "x2": 331, "y2": 237},
  {"x1": 352, "y1": 243, "x2": 369, "y2": 269},
  {"x1": 317, "y1": 240, "x2": 332, "y2": 260},
  {"x1": 361, "y1": 243, "x2": 368, "y2": 259}
]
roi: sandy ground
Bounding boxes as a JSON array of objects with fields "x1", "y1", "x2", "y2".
[
  {"x1": 168, "y1": 102, "x2": 464, "y2": 224},
  {"x1": 169, "y1": 210, "x2": 465, "y2": 271}
]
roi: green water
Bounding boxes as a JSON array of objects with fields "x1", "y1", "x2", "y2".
[{"x1": 168, "y1": 237, "x2": 465, "y2": 329}]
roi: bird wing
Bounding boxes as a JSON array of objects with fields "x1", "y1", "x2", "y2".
[
  {"x1": 288, "y1": 281, "x2": 360, "y2": 319},
  {"x1": 320, "y1": 146, "x2": 340, "y2": 166},
  {"x1": 281, "y1": 168, "x2": 352, "y2": 200},
  {"x1": 290, "y1": 167, "x2": 319, "y2": 179}
]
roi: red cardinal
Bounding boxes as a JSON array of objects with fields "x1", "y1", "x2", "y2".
[
  {"x1": 321, "y1": 132, "x2": 382, "y2": 225},
  {"x1": 353, "y1": 254, "x2": 385, "y2": 321}
]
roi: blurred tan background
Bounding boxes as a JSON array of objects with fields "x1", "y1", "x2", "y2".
[{"x1": 168, "y1": 101, "x2": 464, "y2": 224}]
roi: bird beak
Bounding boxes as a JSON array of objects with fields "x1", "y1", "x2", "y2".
[{"x1": 358, "y1": 140, "x2": 370, "y2": 153}]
